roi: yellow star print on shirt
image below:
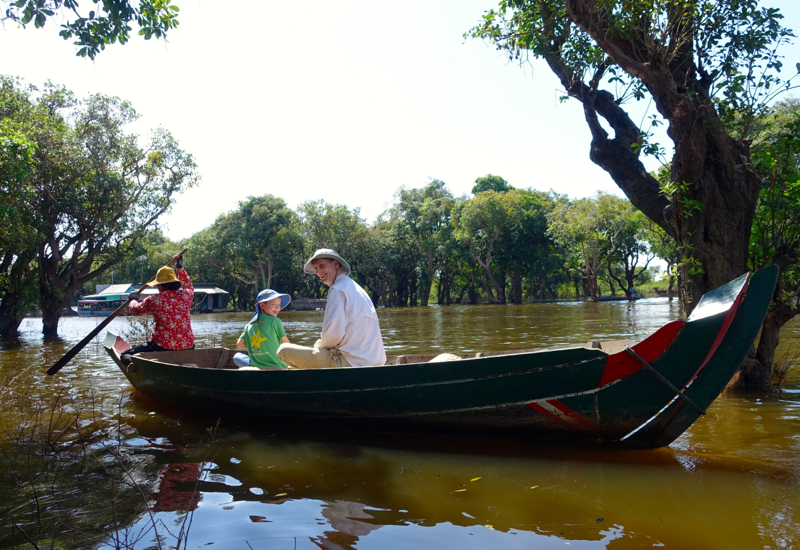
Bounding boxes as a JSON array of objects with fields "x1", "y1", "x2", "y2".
[{"x1": 249, "y1": 331, "x2": 268, "y2": 349}]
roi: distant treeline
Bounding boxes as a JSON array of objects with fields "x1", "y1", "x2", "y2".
[{"x1": 100, "y1": 178, "x2": 671, "y2": 312}]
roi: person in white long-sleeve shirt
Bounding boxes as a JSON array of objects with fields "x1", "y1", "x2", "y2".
[{"x1": 277, "y1": 249, "x2": 386, "y2": 369}]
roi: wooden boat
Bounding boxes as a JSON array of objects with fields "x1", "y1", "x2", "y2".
[
  {"x1": 596, "y1": 294, "x2": 641, "y2": 301},
  {"x1": 75, "y1": 298, "x2": 129, "y2": 316},
  {"x1": 104, "y1": 266, "x2": 778, "y2": 449},
  {"x1": 654, "y1": 287, "x2": 681, "y2": 298}
]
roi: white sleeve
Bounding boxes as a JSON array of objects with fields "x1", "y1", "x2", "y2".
[{"x1": 318, "y1": 288, "x2": 346, "y2": 349}]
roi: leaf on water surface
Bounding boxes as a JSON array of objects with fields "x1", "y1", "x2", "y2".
[
  {"x1": 470, "y1": 477, "x2": 482, "y2": 482},
  {"x1": 595, "y1": 518, "x2": 604, "y2": 523},
  {"x1": 484, "y1": 524, "x2": 494, "y2": 530},
  {"x1": 530, "y1": 485, "x2": 539, "y2": 489},
  {"x1": 274, "y1": 492, "x2": 288, "y2": 497},
  {"x1": 452, "y1": 489, "x2": 467, "y2": 493}
]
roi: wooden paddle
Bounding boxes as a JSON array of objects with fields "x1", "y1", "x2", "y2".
[{"x1": 46, "y1": 249, "x2": 188, "y2": 376}]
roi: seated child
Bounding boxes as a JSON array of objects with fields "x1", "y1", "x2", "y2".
[{"x1": 233, "y1": 289, "x2": 291, "y2": 368}]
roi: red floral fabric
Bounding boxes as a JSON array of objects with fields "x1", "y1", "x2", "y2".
[{"x1": 128, "y1": 268, "x2": 195, "y2": 350}]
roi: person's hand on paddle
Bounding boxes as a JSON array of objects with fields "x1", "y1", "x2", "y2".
[
  {"x1": 128, "y1": 292, "x2": 142, "y2": 302},
  {"x1": 174, "y1": 255, "x2": 184, "y2": 269}
]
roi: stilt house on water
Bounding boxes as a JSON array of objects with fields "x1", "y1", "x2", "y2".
[{"x1": 74, "y1": 283, "x2": 231, "y2": 316}]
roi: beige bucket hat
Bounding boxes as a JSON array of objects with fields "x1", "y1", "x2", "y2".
[{"x1": 303, "y1": 248, "x2": 351, "y2": 275}]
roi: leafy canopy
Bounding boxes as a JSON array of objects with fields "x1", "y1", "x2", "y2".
[
  {"x1": 470, "y1": 0, "x2": 798, "y2": 130},
  {"x1": 2, "y1": 0, "x2": 180, "y2": 58}
]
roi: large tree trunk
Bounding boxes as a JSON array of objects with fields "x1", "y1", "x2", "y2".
[
  {"x1": 39, "y1": 285, "x2": 65, "y2": 337},
  {"x1": 510, "y1": 271, "x2": 523, "y2": 304},
  {"x1": 0, "y1": 291, "x2": 27, "y2": 336},
  {"x1": 0, "y1": 249, "x2": 37, "y2": 336},
  {"x1": 583, "y1": 254, "x2": 601, "y2": 301},
  {"x1": 37, "y1": 244, "x2": 103, "y2": 337},
  {"x1": 437, "y1": 265, "x2": 455, "y2": 305},
  {"x1": 419, "y1": 250, "x2": 436, "y2": 307},
  {"x1": 475, "y1": 255, "x2": 505, "y2": 304},
  {"x1": 39, "y1": 265, "x2": 80, "y2": 337},
  {"x1": 666, "y1": 128, "x2": 759, "y2": 307},
  {"x1": 731, "y1": 278, "x2": 800, "y2": 390}
]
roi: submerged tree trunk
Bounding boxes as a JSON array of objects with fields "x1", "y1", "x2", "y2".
[
  {"x1": 583, "y1": 255, "x2": 601, "y2": 302},
  {"x1": 39, "y1": 264, "x2": 81, "y2": 337},
  {"x1": 0, "y1": 249, "x2": 37, "y2": 336},
  {"x1": 0, "y1": 293, "x2": 27, "y2": 336},
  {"x1": 475, "y1": 255, "x2": 505, "y2": 304},
  {"x1": 730, "y1": 273, "x2": 800, "y2": 390},
  {"x1": 510, "y1": 271, "x2": 523, "y2": 304},
  {"x1": 419, "y1": 250, "x2": 436, "y2": 307}
]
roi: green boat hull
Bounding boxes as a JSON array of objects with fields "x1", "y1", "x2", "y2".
[{"x1": 104, "y1": 266, "x2": 778, "y2": 448}]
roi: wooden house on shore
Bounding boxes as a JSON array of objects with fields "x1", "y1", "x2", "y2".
[{"x1": 72, "y1": 282, "x2": 232, "y2": 316}]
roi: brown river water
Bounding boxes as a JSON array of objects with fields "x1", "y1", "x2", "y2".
[{"x1": 1, "y1": 298, "x2": 798, "y2": 549}]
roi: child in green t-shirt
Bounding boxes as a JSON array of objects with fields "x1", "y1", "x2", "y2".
[{"x1": 233, "y1": 289, "x2": 291, "y2": 368}]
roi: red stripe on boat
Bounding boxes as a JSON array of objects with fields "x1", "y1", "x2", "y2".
[
  {"x1": 599, "y1": 320, "x2": 685, "y2": 387},
  {"x1": 527, "y1": 400, "x2": 594, "y2": 428},
  {"x1": 546, "y1": 399, "x2": 596, "y2": 428},
  {"x1": 527, "y1": 402, "x2": 565, "y2": 423}
]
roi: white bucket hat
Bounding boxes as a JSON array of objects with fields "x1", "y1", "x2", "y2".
[{"x1": 303, "y1": 248, "x2": 351, "y2": 276}]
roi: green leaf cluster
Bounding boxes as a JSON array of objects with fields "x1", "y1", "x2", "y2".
[
  {"x1": 2, "y1": 0, "x2": 180, "y2": 59},
  {"x1": 0, "y1": 75, "x2": 197, "y2": 334}
]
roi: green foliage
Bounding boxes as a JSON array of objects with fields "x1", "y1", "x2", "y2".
[
  {"x1": 548, "y1": 192, "x2": 654, "y2": 299},
  {"x1": 659, "y1": 179, "x2": 704, "y2": 218},
  {"x1": 384, "y1": 179, "x2": 457, "y2": 305},
  {"x1": 2, "y1": 0, "x2": 181, "y2": 59},
  {"x1": 0, "y1": 76, "x2": 198, "y2": 334},
  {"x1": 472, "y1": 174, "x2": 513, "y2": 194},
  {"x1": 470, "y1": 0, "x2": 797, "y2": 133},
  {"x1": 298, "y1": 199, "x2": 366, "y2": 260},
  {"x1": 205, "y1": 195, "x2": 303, "y2": 307},
  {"x1": 746, "y1": 98, "x2": 800, "y2": 313},
  {"x1": 452, "y1": 188, "x2": 559, "y2": 303},
  {"x1": 86, "y1": 229, "x2": 173, "y2": 288}
]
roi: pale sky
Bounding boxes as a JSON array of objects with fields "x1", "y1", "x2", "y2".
[{"x1": 2, "y1": 0, "x2": 798, "y2": 242}]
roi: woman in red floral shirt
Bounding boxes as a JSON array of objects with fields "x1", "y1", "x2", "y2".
[{"x1": 121, "y1": 255, "x2": 195, "y2": 366}]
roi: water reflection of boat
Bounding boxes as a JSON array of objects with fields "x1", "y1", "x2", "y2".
[{"x1": 104, "y1": 266, "x2": 778, "y2": 449}]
